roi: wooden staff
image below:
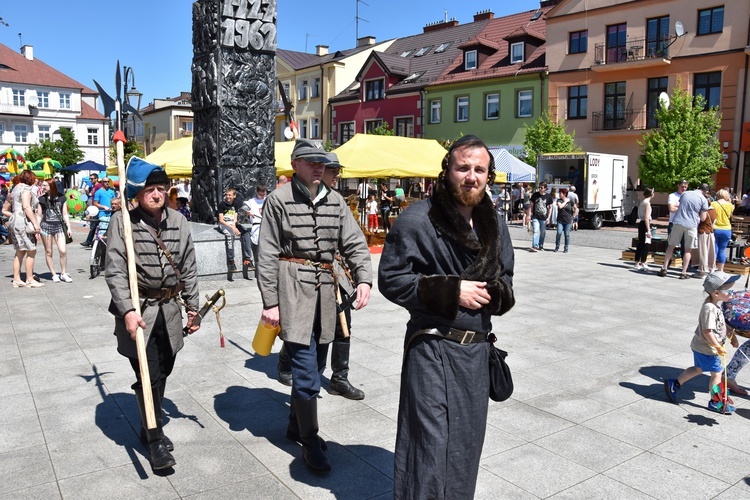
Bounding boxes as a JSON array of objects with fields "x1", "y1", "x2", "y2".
[
  {"x1": 115, "y1": 132, "x2": 156, "y2": 429},
  {"x1": 335, "y1": 286, "x2": 350, "y2": 338}
]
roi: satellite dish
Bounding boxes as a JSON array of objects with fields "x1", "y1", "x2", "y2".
[
  {"x1": 675, "y1": 21, "x2": 685, "y2": 37},
  {"x1": 659, "y1": 92, "x2": 670, "y2": 109}
]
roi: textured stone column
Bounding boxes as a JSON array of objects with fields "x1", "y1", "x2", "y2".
[{"x1": 191, "y1": 0, "x2": 277, "y2": 223}]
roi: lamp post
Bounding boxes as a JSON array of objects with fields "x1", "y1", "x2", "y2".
[{"x1": 122, "y1": 66, "x2": 142, "y2": 141}]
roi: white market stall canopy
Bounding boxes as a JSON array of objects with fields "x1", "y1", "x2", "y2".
[{"x1": 490, "y1": 148, "x2": 536, "y2": 182}]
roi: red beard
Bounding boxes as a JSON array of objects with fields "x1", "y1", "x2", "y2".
[{"x1": 448, "y1": 180, "x2": 485, "y2": 207}]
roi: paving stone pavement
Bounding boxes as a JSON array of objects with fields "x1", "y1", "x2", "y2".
[{"x1": 2, "y1": 222, "x2": 750, "y2": 499}]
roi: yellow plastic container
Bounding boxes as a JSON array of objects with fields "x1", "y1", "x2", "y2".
[{"x1": 252, "y1": 320, "x2": 281, "y2": 356}]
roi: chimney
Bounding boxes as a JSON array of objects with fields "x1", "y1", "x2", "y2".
[
  {"x1": 423, "y1": 19, "x2": 459, "y2": 34},
  {"x1": 21, "y1": 45, "x2": 33, "y2": 61},
  {"x1": 316, "y1": 45, "x2": 329, "y2": 56},
  {"x1": 473, "y1": 10, "x2": 494, "y2": 22},
  {"x1": 357, "y1": 36, "x2": 376, "y2": 47}
]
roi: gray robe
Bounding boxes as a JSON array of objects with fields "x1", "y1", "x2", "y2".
[
  {"x1": 257, "y1": 177, "x2": 372, "y2": 345},
  {"x1": 105, "y1": 206, "x2": 199, "y2": 358}
]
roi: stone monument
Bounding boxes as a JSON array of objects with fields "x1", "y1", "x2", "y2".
[{"x1": 191, "y1": 0, "x2": 277, "y2": 224}]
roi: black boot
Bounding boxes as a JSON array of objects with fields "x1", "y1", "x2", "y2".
[
  {"x1": 138, "y1": 382, "x2": 173, "y2": 452},
  {"x1": 135, "y1": 386, "x2": 176, "y2": 470},
  {"x1": 328, "y1": 340, "x2": 365, "y2": 400},
  {"x1": 294, "y1": 397, "x2": 330, "y2": 473},
  {"x1": 286, "y1": 399, "x2": 327, "y2": 450},
  {"x1": 277, "y1": 345, "x2": 293, "y2": 387}
]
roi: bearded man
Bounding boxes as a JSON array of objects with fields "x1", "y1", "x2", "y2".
[{"x1": 379, "y1": 135, "x2": 515, "y2": 499}]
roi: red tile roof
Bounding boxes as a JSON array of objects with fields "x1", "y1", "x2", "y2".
[
  {"x1": 0, "y1": 43, "x2": 97, "y2": 94},
  {"x1": 79, "y1": 101, "x2": 105, "y2": 120},
  {"x1": 431, "y1": 7, "x2": 552, "y2": 86}
]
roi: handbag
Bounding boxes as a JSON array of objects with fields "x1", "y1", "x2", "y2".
[
  {"x1": 25, "y1": 220, "x2": 36, "y2": 234},
  {"x1": 52, "y1": 198, "x2": 73, "y2": 243},
  {"x1": 488, "y1": 333, "x2": 513, "y2": 402}
]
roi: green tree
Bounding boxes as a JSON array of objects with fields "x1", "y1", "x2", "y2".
[
  {"x1": 371, "y1": 121, "x2": 395, "y2": 136},
  {"x1": 109, "y1": 140, "x2": 145, "y2": 167},
  {"x1": 25, "y1": 128, "x2": 85, "y2": 167},
  {"x1": 638, "y1": 82, "x2": 722, "y2": 193},
  {"x1": 522, "y1": 112, "x2": 580, "y2": 166}
]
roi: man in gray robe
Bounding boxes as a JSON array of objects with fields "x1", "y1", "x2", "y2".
[{"x1": 379, "y1": 135, "x2": 515, "y2": 499}]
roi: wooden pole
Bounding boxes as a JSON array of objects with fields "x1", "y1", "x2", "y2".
[
  {"x1": 335, "y1": 286, "x2": 350, "y2": 338},
  {"x1": 116, "y1": 135, "x2": 156, "y2": 429}
]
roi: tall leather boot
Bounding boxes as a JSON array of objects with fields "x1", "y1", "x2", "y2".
[
  {"x1": 328, "y1": 340, "x2": 365, "y2": 400},
  {"x1": 286, "y1": 398, "x2": 327, "y2": 450},
  {"x1": 294, "y1": 397, "x2": 330, "y2": 473},
  {"x1": 277, "y1": 345, "x2": 293, "y2": 386},
  {"x1": 135, "y1": 386, "x2": 176, "y2": 470},
  {"x1": 139, "y1": 381, "x2": 174, "y2": 452}
]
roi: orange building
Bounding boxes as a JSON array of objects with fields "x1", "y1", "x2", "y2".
[{"x1": 545, "y1": 0, "x2": 750, "y2": 199}]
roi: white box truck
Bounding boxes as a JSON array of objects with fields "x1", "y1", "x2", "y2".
[{"x1": 537, "y1": 152, "x2": 638, "y2": 229}]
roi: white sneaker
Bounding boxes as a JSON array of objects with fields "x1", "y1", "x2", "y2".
[
  {"x1": 60, "y1": 273, "x2": 73, "y2": 283},
  {"x1": 52, "y1": 274, "x2": 61, "y2": 283}
]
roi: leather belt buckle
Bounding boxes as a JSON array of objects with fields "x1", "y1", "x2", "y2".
[{"x1": 460, "y1": 330, "x2": 476, "y2": 345}]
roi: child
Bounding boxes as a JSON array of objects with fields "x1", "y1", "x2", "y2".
[
  {"x1": 367, "y1": 194, "x2": 379, "y2": 231},
  {"x1": 664, "y1": 271, "x2": 741, "y2": 413}
]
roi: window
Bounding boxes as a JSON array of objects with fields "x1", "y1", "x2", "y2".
[
  {"x1": 339, "y1": 122, "x2": 355, "y2": 143},
  {"x1": 298, "y1": 80, "x2": 308, "y2": 100},
  {"x1": 697, "y1": 6, "x2": 724, "y2": 35},
  {"x1": 12, "y1": 89, "x2": 25, "y2": 107},
  {"x1": 456, "y1": 96, "x2": 469, "y2": 122},
  {"x1": 395, "y1": 117, "x2": 414, "y2": 137},
  {"x1": 435, "y1": 42, "x2": 451, "y2": 53},
  {"x1": 14, "y1": 124, "x2": 28, "y2": 142},
  {"x1": 414, "y1": 46, "x2": 432, "y2": 57},
  {"x1": 310, "y1": 117, "x2": 320, "y2": 138},
  {"x1": 606, "y1": 23, "x2": 627, "y2": 63},
  {"x1": 364, "y1": 119, "x2": 383, "y2": 134},
  {"x1": 430, "y1": 100, "x2": 441, "y2": 124},
  {"x1": 604, "y1": 81, "x2": 626, "y2": 130},
  {"x1": 280, "y1": 81, "x2": 291, "y2": 100},
  {"x1": 568, "y1": 85, "x2": 587, "y2": 119},
  {"x1": 0, "y1": 122, "x2": 4, "y2": 140},
  {"x1": 647, "y1": 77, "x2": 668, "y2": 128},
  {"x1": 37, "y1": 91, "x2": 49, "y2": 108},
  {"x1": 569, "y1": 30, "x2": 588, "y2": 54},
  {"x1": 87, "y1": 127, "x2": 99, "y2": 145},
  {"x1": 464, "y1": 50, "x2": 477, "y2": 70},
  {"x1": 38, "y1": 125, "x2": 51, "y2": 141},
  {"x1": 400, "y1": 50, "x2": 413, "y2": 57},
  {"x1": 311, "y1": 78, "x2": 320, "y2": 98},
  {"x1": 299, "y1": 119, "x2": 308, "y2": 138},
  {"x1": 60, "y1": 93, "x2": 71, "y2": 109},
  {"x1": 403, "y1": 72, "x2": 424, "y2": 84},
  {"x1": 183, "y1": 121, "x2": 193, "y2": 133},
  {"x1": 485, "y1": 93, "x2": 499, "y2": 120},
  {"x1": 365, "y1": 79, "x2": 385, "y2": 101},
  {"x1": 517, "y1": 90, "x2": 533, "y2": 118},
  {"x1": 510, "y1": 42, "x2": 524, "y2": 64},
  {"x1": 646, "y1": 16, "x2": 670, "y2": 58},
  {"x1": 694, "y1": 71, "x2": 721, "y2": 110}
]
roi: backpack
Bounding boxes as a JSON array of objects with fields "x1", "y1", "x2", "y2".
[{"x1": 533, "y1": 195, "x2": 548, "y2": 219}]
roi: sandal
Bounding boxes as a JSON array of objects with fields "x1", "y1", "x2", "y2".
[
  {"x1": 679, "y1": 273, "x2": 690, "y2": 280},
  {"x1": 11, "y1": 280, "x2": 26, "y2": 288},
  {"x1": 25, "y1": 280, "x2": 45, "y2": 288}
]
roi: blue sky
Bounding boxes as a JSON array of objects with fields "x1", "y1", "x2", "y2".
[{"x1": 0, "y1": 0, "x2": 542, "y2": 110}]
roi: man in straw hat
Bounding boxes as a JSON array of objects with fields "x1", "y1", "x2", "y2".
[
  {"x1": 256, "y1": 139, "x2": 373, "y2": 473},
  {"x1": 105, "y1": 157, "x2": 201, "y2": 470}
]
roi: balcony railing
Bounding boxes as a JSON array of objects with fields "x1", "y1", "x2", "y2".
[
  {"x1": 593, "y1": 36, "x2": 670, "y2": 66},
  {"x1": 591, "y1": 110, "x2": 647, "y2": 132}
]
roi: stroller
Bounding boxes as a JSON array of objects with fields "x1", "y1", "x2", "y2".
[{"x1": 89, "y1": 214, "x2": 111, "y2": 278}]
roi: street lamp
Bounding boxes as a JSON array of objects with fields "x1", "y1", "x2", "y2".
[{"x1": 122, "y1": 66, "x2": 142, "y2": 140}]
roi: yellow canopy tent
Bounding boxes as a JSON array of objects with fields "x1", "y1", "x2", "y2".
[
  {"x1": 333, "y1": 134, "x2": 446, "y2": 179},
  {"x1": 109, "y1": 138, "x2": 297, "y2": 178}
]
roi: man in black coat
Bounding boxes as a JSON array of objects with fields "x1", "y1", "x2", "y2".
[{"x1": 379, "y1": 135, "x2": 515, "y2": 499}]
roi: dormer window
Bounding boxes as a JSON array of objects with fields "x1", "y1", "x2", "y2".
[
  {"x1": 464, "y1": 50, "x2": 477, "y2": 70},
  {"x1": 414, "y1": 46, "x2": 433, "y2": 57},
  {"x1": 511, "y1": 42, "x2": 524, "y2": 64},
  {"x1": 365, "y1": 78, "x2": 385, "y2": 101},
  {"x1": 435, "y1": 42, "x2": 452, "y2": 53}
]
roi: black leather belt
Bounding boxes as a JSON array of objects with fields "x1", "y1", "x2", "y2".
[
  {"x1": 138, "y1": 282, "x2": 185, "y2": 302},
  {"x1": 410, "y1": 327, "x2": 489, "y2": 348}
]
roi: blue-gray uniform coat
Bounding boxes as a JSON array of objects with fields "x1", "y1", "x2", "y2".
[
  {"x1": 257, "y1": 176, "x2": 372, "y2": 345},
  {"x1": 105, "y1": 206, "x2": 200, "y2": 358}
]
